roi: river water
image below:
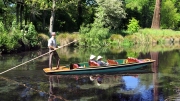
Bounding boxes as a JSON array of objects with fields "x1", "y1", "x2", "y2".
[{"x1": 0, "y1": 45, "x2": 180, "y2": 101}]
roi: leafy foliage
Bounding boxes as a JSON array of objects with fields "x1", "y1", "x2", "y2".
[
  {"x1": 0, "y1": 21, "x2": 40, "y2": 53},
  {"x1": 20, "y1": 22, "x2": 39, "y2": 48},
  {"x1": 161, "y1": 0, "x2": 180, "y2": 29},
  {"x1": 56, "y1": 32, "x2": 79, "y2": 46},
  {"x1": 125, "y1": 0, "x2": 149, "y2": 11},
  {"x1": 1, "y1": 0, "x2": 180, "y2": 53},
  {"x1": 0, "y1": 21, "x2": 22, "y2": 52},
  {"x1": 79, "y1": 0, "x2": 126, "y2": 47},
  {"x1": 95, "y1": 0, "x2": 126, "y2": 29},
  {"x1": 79, "y1": 24, "x2": 110, "y2": 47},
  {"x1": 0, "y1": 22, "x2": 5, "y2": 32},
  {"x1": 127, "y1": 18, "x2": 140, "y2": 34},
  {"x1": 26, "y1": 22, "x2": 39, "y2": 47},
  {"x1": 109, "y1": 34, "x2": 124, "y2": 46},
  {"x1": 125, "y1": 0, "x2": 155, "y2": 28}
]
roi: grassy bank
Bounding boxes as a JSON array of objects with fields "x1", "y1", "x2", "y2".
[
  {"x1": 1, "y1": 28, "x2": 180, "y2": 54},
  {"x1": 52, "y1": 29, "x2": 180, "y2": 47}
]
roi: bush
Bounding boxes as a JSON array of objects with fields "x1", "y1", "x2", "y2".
[
  {"x1": 56, "y1": 32, "x2": 79, "y2": 46},
  {"x1": 20, "y1": 22, "x2": 39, "y2": 49},
  {"x1": 0, "y1": 21, "x2": 22, "y2": 52},
  {"x1": 79, "y1": 24, "x2": 110, "y2": 47},
  {"x1": 109, "y1": 34, "x2": 124, "y2": 46},
  {"x1": 0, "y1": 21, "x2": 40, "y2": 53},
  {"x1": 38, "y1": 33, "x2": 49, "y2": 47},
  {"x1": 0, "y1": 22, "x2": 5, "y2": 33},
  {"x1": 127, "y1": 18, "x2": 140, "y2": 34}
]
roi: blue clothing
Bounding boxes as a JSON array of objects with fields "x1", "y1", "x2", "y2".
[{"x1": 97, "y1": 60, "x2": 106, "y2": 66}]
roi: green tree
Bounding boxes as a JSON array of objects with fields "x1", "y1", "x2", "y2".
[
  {"x1": 161, "y1": 0, "x2": 180, "y2": 29},
  {"x1": 25, "y1": 0, "x2": 85, "y2": 33},
  {"x1": 0, "y1": 0, "x2": 16, "y2": 30},
  {"x1": 95, "y1": 0, "x2": 126, "y2": 29},
  {"x1": 125, "y1": 0, "x2": 149, "y2": 11},
  {"x1": 127, "y1": 18, "x2": 140, "y2": 34},
  {"x1": 79, "y1": 0, "x2": 126, "y2": 47},
  {"x1": 125, "y1": 0, "x2": 154, "y2": 28}
]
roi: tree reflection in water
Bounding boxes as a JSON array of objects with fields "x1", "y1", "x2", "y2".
[
  {"x1": 47, "y1": 71, "x2": 155, "y2": 101},
  {"x1": 2, "y1": 47, "x2": 180, "y2": 100}
]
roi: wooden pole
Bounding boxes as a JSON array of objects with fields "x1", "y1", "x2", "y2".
[{"x1": 0, "y1": 40, "x2": 77, "y2": 75}]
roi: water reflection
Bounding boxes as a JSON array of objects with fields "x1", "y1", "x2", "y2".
[
  {"x1": 44, "y1": 54, "x2": 163, "y2": 101},
  {"x1": 46, "y1": 69, "x2": 155, "y2": 101},
  {"x1": 150, "y1": 52, "x2": 159, "y2": 101},
  {"x1": 1, "y1": 45, "x2": 180, "y2": 100},
  {"x1": 0, "y1": 75, "x2": 48, "y2": 100},
  {"x1": 48, "y1": 75, "x2": 67, "y2": 101}
]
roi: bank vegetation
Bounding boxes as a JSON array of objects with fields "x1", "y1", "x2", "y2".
[{"x1": 0, "y1": 0, "x2": 180, "y2": 54}]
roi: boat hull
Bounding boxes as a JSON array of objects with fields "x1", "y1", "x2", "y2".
[{"x1": 43, "y1": 59, "x2": 155, "y2": 75}]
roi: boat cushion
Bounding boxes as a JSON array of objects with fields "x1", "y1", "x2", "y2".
[
  {"x1": 126, "y1": 57, "x2": 143, "y2": 63},
  {"x1": 107, "y1": 59, "x2": 118, "y2": 65}
]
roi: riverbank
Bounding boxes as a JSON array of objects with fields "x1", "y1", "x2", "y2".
[
  {"x1": 1, "y1": 28, "x2": 180, "y2": 54},
  {"x1": 56, "y1": 29, "x2": 180, "y2": 47}
]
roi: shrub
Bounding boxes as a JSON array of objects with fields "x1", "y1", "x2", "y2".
[
  {"x1": 127, "y1": 18, "x2": 140, "y2": 34},
  {"x1": 38, "y1": 33, "x2": 49, "y2": 47},
  {"x1": 109, "y1": 34, "x2": 124, "y2": 45},
  {"x1": 0, "y1": 22, "x2": 5, "y2": 33},
  {"x1": 56, "y1": 32, "x2": 79, "y2": 46},
  {"x1": 79, "y1": 24, "x2": 110, "y2": 47},
  {"x1": 0, "y1": 21, "x2": 22, "y2": 52},
  {"x1": 21, "y1": 22, "x2": 39, "y2": 48}
]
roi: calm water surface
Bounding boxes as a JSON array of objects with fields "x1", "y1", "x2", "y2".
[{"x1": 0, "y1": 46, "x2": 180, "y2": 101}]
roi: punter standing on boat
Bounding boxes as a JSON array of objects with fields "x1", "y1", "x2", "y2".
[{"x1": 48, "y1": 32, "x2": 60, "y2": 70}]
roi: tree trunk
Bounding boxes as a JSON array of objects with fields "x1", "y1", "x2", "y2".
[
  {"x1": 16, "y1": 2, "x2": 19, "y2": 25},
  {"x1": 24, "y1": 4, "x2": 27, "y2": 25},
  {"x1": 16, "y1": 0, "x2": 24, "y2": 29},
  {"x1": 151, "y1": 0, "x2": 161, "y2": 29},
  {"x1": 42, "y1": 10, "x2": 47, "y2": 32},
  {"x1": 77, "y1": 0, "x2": 82, "y2": 29},
  {"x1": 49, "y1": 0, "x2": 56, "y2": 34},
  {"x1": 20, "y1": 2, "x2": 24, "y2": 29}
]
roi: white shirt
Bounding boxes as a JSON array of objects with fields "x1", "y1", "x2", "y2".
[{"x1": 48, "y1": 37, "x2": 56, "y2": 49}]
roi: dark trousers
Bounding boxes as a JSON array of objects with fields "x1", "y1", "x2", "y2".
[{"x1": 49, "y1": 50, "x2": 60, "y2": 70}]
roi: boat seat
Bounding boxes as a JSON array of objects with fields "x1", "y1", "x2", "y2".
[
  {"x1": 125, "y1": 57, "x2": 143, "y2": 63},
  {"x1": 78, "y1": 62, "x2": 89, "y2": 68},
  {"x1": 107, "y1": 59, "x2": 118, "y2": 65},
  {"x1": 115, "y1": 59, "x2": 126, "y2": 64}
]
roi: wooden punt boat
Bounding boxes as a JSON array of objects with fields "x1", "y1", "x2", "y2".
[{"x1": 43, "y1": 58, "x2": 155, "y2": 75}]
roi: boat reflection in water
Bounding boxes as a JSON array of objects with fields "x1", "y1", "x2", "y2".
[{"x1": 47, "y1": 69, "x2": 155, "y2": 101}]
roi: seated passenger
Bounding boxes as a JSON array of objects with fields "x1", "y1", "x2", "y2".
[
  {"x1": 89, "y1": 55, "x2": 99, "y2": 67},
  {"x1": 70, "y1": 63, "x2": 84, "y2": 69},
  {"x1": 97, "y1": 56, "x2": 108, "y2": 66}
]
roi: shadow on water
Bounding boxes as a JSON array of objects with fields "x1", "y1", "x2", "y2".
[{"x1": 0, "y1": 44, "x2": 180, "y2": 100}]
